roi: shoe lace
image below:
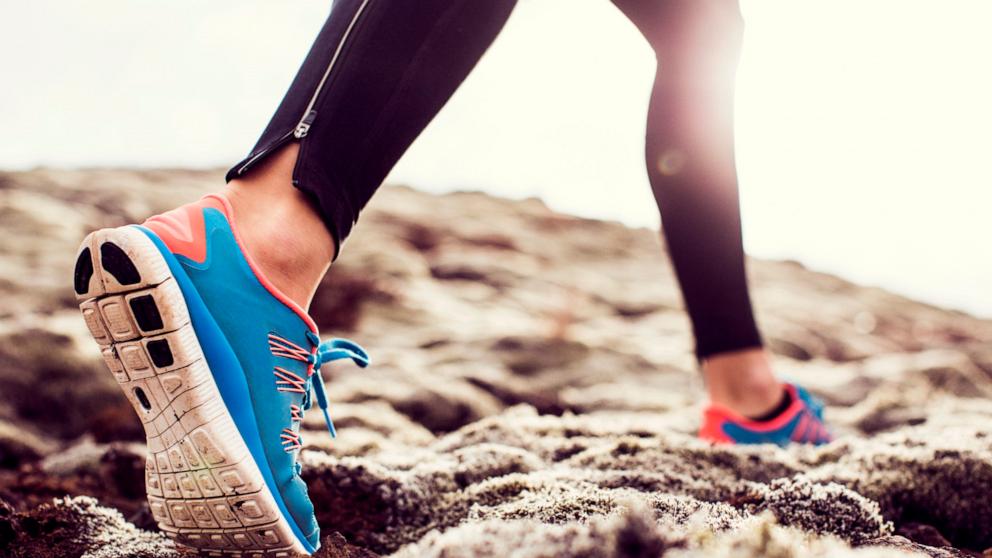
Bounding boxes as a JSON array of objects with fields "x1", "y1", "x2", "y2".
[
  {"x1": 304, "y1": 331, "x2": 370, "y2": 438},
  {"x1": 269, "y1": 332, "x2": 370, "y2": 446}
]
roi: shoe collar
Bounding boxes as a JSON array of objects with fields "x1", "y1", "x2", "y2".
[
  {"x1": 206, "y1": 193, "x2": 319, "y2": 334},
  {"x1": 702, "y1": 383, "x2": 805, "y2": 432}
]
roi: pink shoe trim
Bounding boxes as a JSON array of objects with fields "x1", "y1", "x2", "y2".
[{"x1": 205, "y1": 193, "x2": 319, "y2": 334}]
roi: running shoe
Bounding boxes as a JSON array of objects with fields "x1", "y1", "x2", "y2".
[
  {"x1": 699, "y1": 383, "x2": 832, "y2": 446},
  {"x1": 73, "y1": 194, "x2": 368, "y2": 556}
]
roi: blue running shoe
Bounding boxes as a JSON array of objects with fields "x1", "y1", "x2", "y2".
[
  {"x1": 74, "y1": 194, "x2": 368, "y2": 556},
  {"x1": 699, "y1": 383, "x2": 832, "y2": 446}
]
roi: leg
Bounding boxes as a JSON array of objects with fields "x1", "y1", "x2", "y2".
[
  {"x1": 612, "y1": 0, "x2": 780, "y2": 416},
  {"x1": 226, "y1": 0, "x2": 518, "y2": 308},
  {"x1": 74, "y1": 3, "x2": 519, "y2": 554}
]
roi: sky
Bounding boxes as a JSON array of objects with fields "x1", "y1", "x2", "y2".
[{"x1": 2, "y1": 0, "x2": 991, "y2": 316}]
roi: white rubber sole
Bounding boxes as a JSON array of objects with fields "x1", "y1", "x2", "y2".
[{"x1": 74, "y1": 226, "x2": 310, "y2": 557}]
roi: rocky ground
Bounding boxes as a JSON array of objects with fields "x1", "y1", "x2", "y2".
[{"x1": 1, "y1": 168, "x2": 991, "y2": 557}]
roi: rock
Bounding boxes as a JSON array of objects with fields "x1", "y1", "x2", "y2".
[
  {"x1": 806, "y1": 427, "x2": 992, "y2": 550},
  {"x1": 3, "y1": 169, "x2": 992, "y2": 557},
  {"x1": 312, "y1": 264, "x2": 398, "y2": 332},
  {"x1": 897, "y1": 523, "x2": 954, "y2": 549},
  {"x1": 0, "y1": 329, "x2": 118, "y2": 441},
  {"x1": 0, "y1": 496, "x2": 177, "y2": 558},
  {"x1": 317, "y1": 531, "x2": 382, "y2": 558},
  {"x1": 393, "y1": 502, "x2": 674, "y2": 558},
  {"x1": 747, "y1": 477, "x2": 893, "y2": 543},
  {"x1": 0, "y1": 419, "x2": 54, "y2": 468}
]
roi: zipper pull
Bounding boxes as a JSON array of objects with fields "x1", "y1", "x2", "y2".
[{"x1": 294, "y1": 110, "x2": 318, "y2": 139}]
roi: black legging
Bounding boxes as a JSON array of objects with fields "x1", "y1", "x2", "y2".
[{"x1": 226, "y1": 0, "x2": 762, "y2": 359}]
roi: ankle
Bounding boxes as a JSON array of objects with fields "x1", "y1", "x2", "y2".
[
  {"x1": 220, "y1": 145, "x2": 334, "y2": 310},
  {"x1": 702, "y1": 347, "x2": 783, "y2": 418}
]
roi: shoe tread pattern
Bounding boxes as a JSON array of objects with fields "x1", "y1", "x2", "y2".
[{"x1": 75, "y1": 227, "x2": 307, "y2": 557}]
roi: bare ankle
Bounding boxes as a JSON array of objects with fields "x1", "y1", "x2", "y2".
[
  {"x1": 702, "y1": 347, "x2": 783, "y2": 417},
  {"x1": 221, "y1": 144, "x2": 335, "y2": 310}
]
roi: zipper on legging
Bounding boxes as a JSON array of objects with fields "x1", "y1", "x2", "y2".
[
  {"x1": 234, "y1": 130, "x2": 296, "y2": 175},
  {"x1": 235, "y1": 0, "x2": 372, "y2": 176},
  {"x1": 293, "y1": 109, "x2": 319, "y2": 139}
]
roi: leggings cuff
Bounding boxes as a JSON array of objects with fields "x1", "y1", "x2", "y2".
[
  {"x1": 294, "y1": 161, "x2": 354, "y2": 261},
  {"x1": 694, "y1": 329, "x2": 764, "y2": 361}
]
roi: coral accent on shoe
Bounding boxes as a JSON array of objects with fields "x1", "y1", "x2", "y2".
[{"x1": 143, "y1": 196, "x2": 225, "y2": 264}]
